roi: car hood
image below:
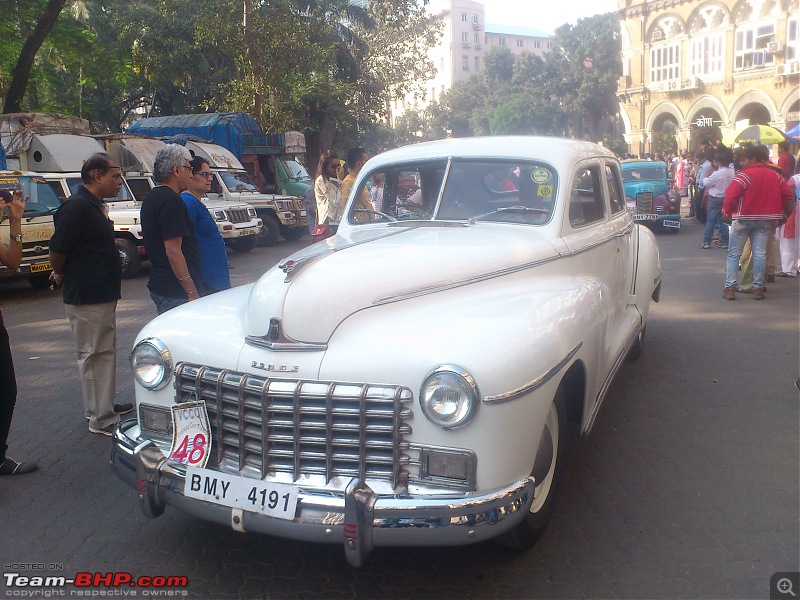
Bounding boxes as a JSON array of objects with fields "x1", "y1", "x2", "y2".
[{"x1": 246, "y1": 224, "x2": 561, "y2": 343}]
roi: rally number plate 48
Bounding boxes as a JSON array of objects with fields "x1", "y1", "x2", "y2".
[{"x1": 184, "y1": 467, "x2": 299, "y2": 520}]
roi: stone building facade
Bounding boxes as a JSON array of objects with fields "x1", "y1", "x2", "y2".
[{"x1": 616, "y1": 0, "x2": 799, "y2": 154}]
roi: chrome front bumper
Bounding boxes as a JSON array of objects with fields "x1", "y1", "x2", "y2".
[{"x1": 110, "y1": 420, "x2": 534, "y2": 567}]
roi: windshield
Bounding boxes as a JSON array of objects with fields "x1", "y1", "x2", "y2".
[
  {"x1": 282, "y1": 158, "x2": 310, "y2": 180},
  {"x1": 347, "y1": 159, "x2": 558, "y2": 226},
  {"x1": 621, "y1": 166, "x2": 666, "y2": 183},
  {"x1": 0, "y1": 175, "x2": 61, "y2": 216},
  {"x1": 67, "y1": 177, "x2": 135, "y2": 202},
  {"x1": 219, "y1": 171, "x2": 259, "y2": 193}
]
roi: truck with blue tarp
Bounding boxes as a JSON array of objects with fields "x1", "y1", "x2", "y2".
[{"x1": 126, "y1": 114, "x2": 309, "y2": 243}]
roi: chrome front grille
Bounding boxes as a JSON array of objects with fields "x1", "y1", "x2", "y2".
[
  {"x1": 225, "y1": 208, "x2": 251, "y2": 224},
  {"x1": 174, "y1": 363, "x2": 414, "y2": 487},
  {"x1": 636, "y1": 192, "x2": 653, "y2": 214}
]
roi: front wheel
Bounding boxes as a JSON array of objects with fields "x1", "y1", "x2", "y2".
[
  {"x1": 28, "y1": 273, "x2": 52, "y2": 290},
  {"x1": 257, "y1": 214, "x2": 281, "y2": 247},
  {"x1": 227, "y1": 235, "x2": 257, "y2": 253},
  {"x1": 495, "y1": 388, "x2": 568, "y2": 550},
  {"x1": 115, "y1": 238, "x2": 142, "y2": 279},
  {"x1": 281, "y1": 226, "x2": 307, "y2": 241}
]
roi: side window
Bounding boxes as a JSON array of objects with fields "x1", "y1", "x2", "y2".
[
  {"x1": 47, "y1": 181, "x2": 66, "y2": 203},
  {"x1": 568, "y1": 165, "x2": 606, "y2": 227},
  {"x1": 605, "y1": 164, "x2": 626, "y2": 214},
  {"x1": 126, "y1": 179, "x2": 152, "y2": 202}
]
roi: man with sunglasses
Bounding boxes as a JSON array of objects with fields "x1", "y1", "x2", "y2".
[
  {"x1": 141, "y1": 144, "x2": 204, "y2": 314},
  {"x1": 180, "y1": 157, "x2": 230, "y2": 293}
]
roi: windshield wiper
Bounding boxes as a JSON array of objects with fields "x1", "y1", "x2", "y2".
[{"x1": 26, "y1": 206, "x2": 60, "y2": 221}]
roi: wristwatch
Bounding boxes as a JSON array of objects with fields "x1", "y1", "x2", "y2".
[{"x1": 9, "y1": 233, "x2": 23, "y2": 242}]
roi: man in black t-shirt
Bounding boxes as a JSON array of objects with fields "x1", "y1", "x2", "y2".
[
  {"x1": 141, "y1": 144, "x2": 204, "y2": 314},
  {"x1": 49, "y1": 153, "x2": 130, "y2": 437}
]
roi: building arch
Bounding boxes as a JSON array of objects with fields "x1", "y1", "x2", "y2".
[
  {"x1": 731, "y1": 0, "x2": 782, "y2": 23},
  {"x1": 686, "y1": 1, "x2": 731, "y2": 32},
  {"x1": 647, "y1": 14, "x2": 687, "y2": 41},
  {"x1": 728, "y1": 89, "x2": 778, "y2": 124},
  {"x1": 686, "y1": 94, "x2": 730, "y2": 126},
  {"x1": 777, "y1": 86, "x2": 800, "y2": 127},
  {"x1": 646, "y1": 101, "x2": 685, "y2": 131}
]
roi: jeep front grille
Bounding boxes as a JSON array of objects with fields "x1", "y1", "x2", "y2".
[
  {"x1": 636, "y1": 192, "x2": 653, "y2": 214},
  {"x1": 174, "y1": 363, "x2": 414, "y2": 487},
  {"x1": 225, "y1": 208, "x2": 251, "y2": 224}
]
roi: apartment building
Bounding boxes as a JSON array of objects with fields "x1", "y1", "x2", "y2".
[
  {"x1": 390, "y1": 0, "x2": 551, "y2": 123},
  {"x1": 616, "y1": 0, "x2": 799, "y2": 154}
]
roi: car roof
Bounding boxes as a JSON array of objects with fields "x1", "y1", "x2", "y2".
[{"x1": 367, "y1": 136, "x2": 617, "y2": 171}]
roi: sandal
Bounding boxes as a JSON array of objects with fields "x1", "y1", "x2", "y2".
[{"x1": 0, "y1": 458, "x2": 39, "y2": 475}]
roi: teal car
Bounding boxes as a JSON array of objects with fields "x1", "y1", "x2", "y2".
[{"x1": 621, "y1": 160, "x2": 681, "y2": 231}]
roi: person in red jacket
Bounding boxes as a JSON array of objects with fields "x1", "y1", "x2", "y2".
[{"x1": 722, "y1": 145, "x2": 795, "y2": 300}]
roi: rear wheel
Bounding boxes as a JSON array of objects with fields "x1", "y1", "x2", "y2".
[
  {"x1": 228, "y1": 235, "x2": 257, "y2": 253},
  {"x1": 495, "y1": 387, "x2": 568, "y2": 550},
  {"x1": 116, "y1": 238, "x2": 142, "y2": 279},
  {"x1": 257, "y1": 214, "x2": 281, "y2": 247}
]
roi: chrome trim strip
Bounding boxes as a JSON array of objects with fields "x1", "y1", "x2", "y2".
[
  {"x1": 483, "y1": 342, "x2": 583, "y2": 405},
  {"x1": 244, "y1": 335, "x2": 327, "y2": 352},
  {"x1": 373, "y1": 255, "x2": 561, "y2": 306}
]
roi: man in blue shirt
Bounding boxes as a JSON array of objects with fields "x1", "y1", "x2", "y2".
[{"x1": 180, "y1": 157, "x2": 231, "y2": 293}]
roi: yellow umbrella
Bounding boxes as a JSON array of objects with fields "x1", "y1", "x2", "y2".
[{"x1": 733, "y1": 124, "x2": 790, "y2": 145}]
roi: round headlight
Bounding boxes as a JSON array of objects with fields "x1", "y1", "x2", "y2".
[
  {"x1": 420, "y1": 365, "x2": 479, "y2": 430},
  {"x1": 131, "y1": 338, "x2": 172, "y2": 390}
]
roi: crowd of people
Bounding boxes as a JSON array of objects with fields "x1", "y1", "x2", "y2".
[{"x1": 631, "y1": 139, "x2": 799, "y2": 299}]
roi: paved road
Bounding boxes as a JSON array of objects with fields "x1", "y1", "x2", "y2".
[{"x1": 1, "y1": 223, "x2": 797, "y2": 600}]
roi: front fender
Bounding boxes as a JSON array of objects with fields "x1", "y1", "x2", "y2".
[{"x1": 318, "y1": 267, "x2": 603, "y2": 490}]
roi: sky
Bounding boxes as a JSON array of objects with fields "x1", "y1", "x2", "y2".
[{"x1": 483, "y1": 0, "x2": 620, "y2": 35}]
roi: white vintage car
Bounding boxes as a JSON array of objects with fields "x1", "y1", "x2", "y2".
[{"x1": 111, "y1": 137, "x2": 662, "y2": 566}]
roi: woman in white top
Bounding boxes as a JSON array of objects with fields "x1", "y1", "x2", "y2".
[{"x1": 314, "y1": 151, "x2": 343, "y2": 228}]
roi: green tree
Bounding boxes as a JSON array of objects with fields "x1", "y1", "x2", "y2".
[{"x1": 2, "y1": 0, "x2": 68, "y2": 113}]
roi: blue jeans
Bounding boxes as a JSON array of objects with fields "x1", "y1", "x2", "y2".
[
  {"x1": 149, "y1": 292, "x2": 188, "y2": 315},
  {"x1": 703, "y1": 197, "x2": 729, "y2": 245},
  {"x1": 726, "y1": 220, "x2": 772, "y2": 290}
]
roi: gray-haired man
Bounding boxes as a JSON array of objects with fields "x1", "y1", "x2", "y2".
[{"x1": 141, "y1": 144, "x2": 204, "y2": 314}]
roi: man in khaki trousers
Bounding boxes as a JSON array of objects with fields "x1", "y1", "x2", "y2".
[{"x1": 49, "y1": 153, "x2": 132, "y2": 436}]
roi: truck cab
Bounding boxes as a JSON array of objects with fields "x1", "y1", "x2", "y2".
[
  {"x1": 0, "y1": 171, "x2": 60, "y2": 289},
  {"x1": 100, "y1": 135, "x2": 263, "y2": 275},
  {"x1": 187, "y1": 141, "x2": 306, "y2": 245}
]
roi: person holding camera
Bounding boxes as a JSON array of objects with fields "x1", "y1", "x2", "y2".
[
  {"x1": 0, "y1": 188, "x2": 38, "y2": 474},
  {"x1": 49, "y1": 153, "x2": 131, "y2": 436}
]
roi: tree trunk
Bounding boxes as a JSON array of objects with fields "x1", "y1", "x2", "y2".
[{"x1": 3, "y1": 0, "x2": 67, "y2": 113}]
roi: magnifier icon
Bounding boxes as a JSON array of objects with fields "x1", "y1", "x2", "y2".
[{"x1": 778, "y1": 578, "x2": 797, "y2": 597}]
